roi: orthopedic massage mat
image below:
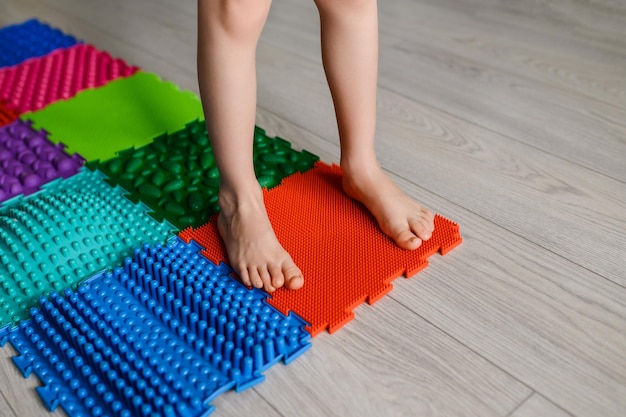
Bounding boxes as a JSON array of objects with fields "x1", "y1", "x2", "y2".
[{"x1": 0, "y1": 19, "x2": 461, "y2": 417}]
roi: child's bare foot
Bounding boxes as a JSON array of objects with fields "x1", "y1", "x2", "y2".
[
  {"x1": 217, "y1": 186, "x2": 304, "y2": 292},
  {"x1": 342, "y1": 164, "x2": 435, "y2": 250}
]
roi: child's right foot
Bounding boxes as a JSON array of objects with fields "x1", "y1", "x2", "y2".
[{"x1": 217, "y1": 186, "x2": 304, "y2": 293}]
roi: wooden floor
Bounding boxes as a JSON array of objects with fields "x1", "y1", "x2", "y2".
[{"x1": 1, "y1": 0, "x2": 625, "y2": 416}]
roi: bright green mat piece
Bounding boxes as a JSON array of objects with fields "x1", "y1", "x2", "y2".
[{"x1": 21, "y1": 71, "x2": 205, "y2": 162}]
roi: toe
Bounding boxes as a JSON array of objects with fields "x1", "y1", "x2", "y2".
[
  {"x1": 393, "y1": 227, "x2": 423, "y2": 250},
  {"x1": 249, "y1": 267, "x2": 263, "y2": 289},
  {"x1": 421, "y1": 207, "x2": 435, "y2": 231},
  {"x1": 283, "y1": 264, "x2": 304, "y2": 290},
  {"x1": 258, "y1": 267, "x2": 275, "y2": 293},
  {"x1": 268, "y1": 263, "x2": 285, "y2": 289},
  {"x1": 237, "y1": 265, "x2": 252, "y2": 287},
  {"x1": 409, "y1": 215, "x2": 432, "y2": 241}
]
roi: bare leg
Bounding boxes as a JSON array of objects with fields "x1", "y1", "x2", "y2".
[
  {"x1": 197, "y1": 0, "x2": 303, "y2": 291},
  {"x1": 315, "y1": 0, "x2": 435, "y2": 249}
]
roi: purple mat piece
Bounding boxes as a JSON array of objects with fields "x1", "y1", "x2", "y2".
[{"x1": 0, "y1": 120, "x2": 84, "y2": 203}]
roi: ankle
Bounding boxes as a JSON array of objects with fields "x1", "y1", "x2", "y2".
[
  {"x1": 341, "y1": 157, "x2": 383, "y2": 184},
  {"x1": 218, "y1": 182, "x2": 264, "y2": 214},
  {"x1": 340, "y1": 148, "x2": 380, "y2": 172}
]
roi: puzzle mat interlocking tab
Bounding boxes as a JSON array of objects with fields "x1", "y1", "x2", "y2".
[
  {"x1": 0, "y1": 43, "x2": 139, "y2": 114},
  {"x1": 180, "y1": 162, "x2": 463, "y2": 336},
  {"x1": 0, "y1": 238, "x2": 310, "y2": 417}
]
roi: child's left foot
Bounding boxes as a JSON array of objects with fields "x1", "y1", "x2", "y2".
[{"x1": 342, "y1": 164, "x2": 435, "y2": 250}]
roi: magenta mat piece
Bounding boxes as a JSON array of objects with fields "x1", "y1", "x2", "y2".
[
  {"x1": 0, "y1": 120, "x2": 84, "y2": 203},
  {"x1": 0, "y1": 44, "x2": 139, "y2": 114}
]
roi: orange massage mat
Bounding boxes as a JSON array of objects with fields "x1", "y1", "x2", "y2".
[{"x1": 180, "y1": 162, "x2": 462, "y2": 336}]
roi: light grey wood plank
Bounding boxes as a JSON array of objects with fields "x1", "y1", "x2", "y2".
[
  {"x1": 439, "y1": 0, "x2": 626, "y2": 51},
  {"x1": 377, "y1": 1, "x2": 626, "y2": 108},
  {"x1": 0, "y1": 392, "x2": 18, "y2": 417},
  {"x1": 253, "y1": 297, "x2": 530, "y2": 417},
  {"x1": 379, "y1": 36, "x2": 626, "y2": 179},
  {"x1": 209, "y1": 385, "x2": 286, "y2": 417},
  {"x1": 509, "y1": 394, "x2": 573, "y2": 417},
  {"x1": 267, "y1": 0, "x2": 626, "y2": 109},
  {"x1": 385, "y1": 179, "x2": 626, "y2": 417}
]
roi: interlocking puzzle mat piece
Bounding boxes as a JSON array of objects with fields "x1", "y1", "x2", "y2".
[
  {"x1": 180, "y1": 162, "x2": 462, "y2": 336},
  {"x1": 0, "y1": 168, "x2": 175, "y2": 328},
  {"x1": 0, "y1": 43, "x2": 140, "y2": 114},
  {"x1": 0, "y1": 238, "x2": 310, "y2": 417},
  {"x1": 0, "y1": 120, "x2": 84, "y2": 204},
  {"x1": 22, "y1": 71, "x2": 205, "y2": 162},
  {"x1": 0, "y1": 19, "x2": 79, "y2": 69},
  {"x1": 90, "y1": 120, "x2": 319, "y2": 229},
  {"x1": 0, "y1": 98, "x2": 18, "y2": 127}
]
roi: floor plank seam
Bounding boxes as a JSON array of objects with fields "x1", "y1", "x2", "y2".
[
  {"x1": 252, "y1": 388, "x2": 290, "y2": 417},
  {"x1": 375, "y1": 78, "x2": 626, "y2": 185},
  {"x1": 382, "y1": 32, "x2": 626, "y2": 110},
  {"x1": 385, "y1": 296, "x2": 535, "y2": 394},
  {"x1": 504, "y1": 391, "x2": 535, "y2": 417},
  {"x1": 422, "y1": 0, "x2": 626, "y2": 59},
  {"x1": 0, "y1": 389, "x2": 19, "y2": 417}
]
